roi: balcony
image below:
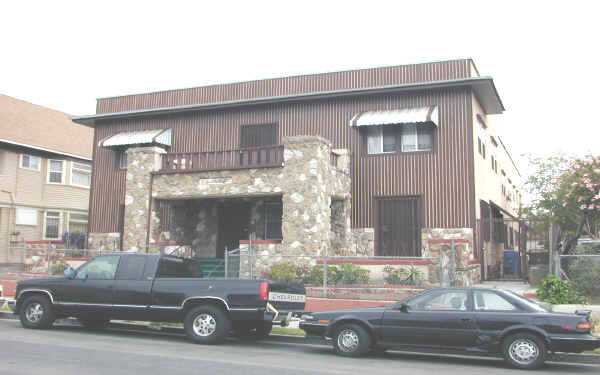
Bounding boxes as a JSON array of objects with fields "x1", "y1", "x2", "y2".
[{"x1": 157, "y1": 145, "x2": 284, "y2": 174}]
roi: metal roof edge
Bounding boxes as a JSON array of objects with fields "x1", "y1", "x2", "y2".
[{"x1": 73, "y1": 77, "x2": 503, "y2": 125}]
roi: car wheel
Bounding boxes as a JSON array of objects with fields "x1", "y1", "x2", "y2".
[
  {"x1": 79, "y1": 317, "x2": 110, "y2": 330},
  {"x1": 502, "y1": 332, "x2": 546, "y2": 370},
  {"x1": 333, "y1": 323, "x2": 371, "y2": 357},
  {"x1": 19, "y1": 295, "x2": 55, "y2": 329},
  {"x1": 184, "y1": 305, "x2": 231, "y2": 345},
  {"x1": 235, "y1": 321, "x2": 273, "y2": 340}
]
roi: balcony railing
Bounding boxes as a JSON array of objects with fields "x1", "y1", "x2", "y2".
[{"x1": 158, "y1": 145, "x2": 284, "y2": 174}]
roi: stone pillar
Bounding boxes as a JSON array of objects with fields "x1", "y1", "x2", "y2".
[
  {"x1": 330, "y1": 198, "x2": 352, "y2": 255},
  {"x1": 281, "y1": 136, "x2": 333, "y2": 259},
  {"x1": 123, "y1": 146, "x2": 166, "y2": 251}
]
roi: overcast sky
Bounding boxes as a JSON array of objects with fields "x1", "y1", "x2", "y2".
[{"x1": 2, "y1": 0, "x2": 598, "y2": 174}]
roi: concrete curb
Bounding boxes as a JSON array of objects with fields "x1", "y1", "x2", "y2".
[{"x1": 1, "y1": 311, "x2": 597, "y2": 365}]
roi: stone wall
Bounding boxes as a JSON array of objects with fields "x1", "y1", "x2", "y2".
[
  {"x1": 349, "y1": 228, "x2": 375, "y2": 256},
  {"x1": 122, "y1": 146, "x2": 165, "y2": 251},
  {"x1": 88, "y1": 232, "x2": 121, "y2": 251},
  {"x1": 421, "y1": 228, "x2": 481, "y2": 286}
]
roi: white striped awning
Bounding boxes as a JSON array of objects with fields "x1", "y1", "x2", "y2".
[
  {"x1": 101, "y1": 129, "x2": 172, "y2": 148},
  {"x1": 349, "y1": 106, "x2": 439, "y2": 127}
]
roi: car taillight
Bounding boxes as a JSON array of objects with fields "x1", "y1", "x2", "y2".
[
  {"x1": 259, "y1": 282, "x2": 269, "y2": 301},
  {"x1": 577, "y1": 323, "x2": 592, "y2": 330}
]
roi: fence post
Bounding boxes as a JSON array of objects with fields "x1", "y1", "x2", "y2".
[
  {"x1": 224, "y1": 246, "x2": 228, "y2": 278},
  {"x1": 322, "y1": 244, "x2": 328, "y2": 298},
  {"x1": 249, "y1": 232, "x2": 253, "y2": 279}
]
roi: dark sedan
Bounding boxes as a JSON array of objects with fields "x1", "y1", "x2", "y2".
[{"x1": 300, "y1": 287, "x2": 600, "y2": 370}]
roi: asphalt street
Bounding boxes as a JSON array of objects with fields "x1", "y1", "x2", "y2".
[{"x1": 0, "y1": 319, "x2": 597, "y2": 375}]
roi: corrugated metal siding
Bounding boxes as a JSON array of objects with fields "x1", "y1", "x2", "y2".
[
  {"x1": 90, "y1": 87, "x2": 474, "y2": 233},
  {"x1": 96, "y1": 60, "x2": 472, "y2": 114}
]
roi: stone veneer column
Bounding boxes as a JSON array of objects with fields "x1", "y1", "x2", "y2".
[
  {"x1": 280, "y1": 136, "x2": 333, "y2": 258},
  {"x1": 123, "y1": 146, "x2": 165, "y2": 251}
]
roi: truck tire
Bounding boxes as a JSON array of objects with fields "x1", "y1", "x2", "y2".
[
  {"x1": 184, "y1": 305, "x2": 231, "y2": 345},
  {"x1": 19, "y1": 295, "x2": 55, "y2": 329},
  {"x1": 235, "y1": 321, "x2": 273, "y2": 340}
]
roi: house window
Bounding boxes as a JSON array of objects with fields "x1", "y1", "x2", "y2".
[
  {"x1": 20, "y1": 154, "x2": 41, "y2": 171},
  {"x1": 240, "y1": 123, "x2": 278, "y2": 148},
  {"x1": 71, "y1": 162, "x2": 92, "y2": 187},
  {"x1": 491, "y1": 154, "x2": 498, "y2": 173},
  {"x1": 119, "y1": 151, "x2": 128, "y2": 169},
  {"x1": 477, "y1": 124, "x2": 486, "y2": 159},
  {"x1": 264, "y1": 201, "x2": 283, "y2": 239},
  {"x1": 47, "y1": 160, "x2": 64, "y2": 183},
  {"x1": 44, "y1": 211, "x2": 61, "y2": 239},
  {"x1": 69, "y1": 212, "x2": 88, "y2": 233},
  {"x1": 366, "y1": 125, "x2": 433, "y2": 155},
  {"x1": 16, "y1": 207, "x2": 38, "y2": 226}
]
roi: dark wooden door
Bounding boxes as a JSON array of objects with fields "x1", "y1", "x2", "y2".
[
  {"x1": 376, "y1": 197, "x2": 421, "y2": 256},
  {"x1": 217, "y1": 202, "x2": 251, "y2": 258}
]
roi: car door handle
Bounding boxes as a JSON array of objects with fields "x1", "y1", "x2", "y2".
[{"x1": 461, "y1": 318, "x2": 472, "y2": 322}]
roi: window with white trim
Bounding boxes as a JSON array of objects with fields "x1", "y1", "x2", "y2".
[
  {"x1": 70, "y1": 162, "x2": 91, "y2": 187},
  {"x1": 20, "y1": 154, "x2": 41, "y2": 171},
  {"x1": 47, "y1": 160, "x2": 64, "y2": 183},
  {"x1": 119, "y1": 151, "x2": 128, "y2": 169},
  {"x1": 477, "y1": 124, "x2": 486, "y2": 159},
  {"x1": 16, "y1": 207, "x2": 38, "y2": 226},
  {"x1": 366, "y1": 125, "x2": 433, "y2": 155},
  {"x1": 44, "y1": 211, "x2": 61, "y2": 239},
  {"x1": 69, "y1": 212, "x2": 88, "y2": 233}
]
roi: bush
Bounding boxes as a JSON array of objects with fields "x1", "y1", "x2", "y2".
[
  {"x1": 295, "y1": 264, "x2": 313, "y2": 284},
  {"x1": 383, "y1": 265, "x2": 423, "y2": 285},
  {"x1": 310, "y1": 265, "x2": 341, "y2": 285},
  {"x1": 564, "y1": 246, "x2": 600, "y2": 301},
  {"x1": 50, "y1": 258, "x2": 69, "y2": 275},
  {"x1": 338, "y1": 263, "x2": 370, "y2": 284},
  {"x1": 537, "y1": 275, "x2": 588, "y2": 305},
  {"x1": 268, "y1": 263, "x2": 297, "y2": 283}
]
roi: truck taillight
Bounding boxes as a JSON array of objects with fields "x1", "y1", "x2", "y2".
[{"x1": 259, "y1": 282, "x2": 269, "y2": 301}]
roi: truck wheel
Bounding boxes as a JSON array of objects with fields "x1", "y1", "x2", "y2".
[
  {"x1": 19, "y1": 295, "x2": 55, "y2": 329},
  {"x1": 333, "y1": 323, "x2": 371, "y2": 357},
  {"x1": 79, "y1": 317, "x2": 110, "y2": 330},
  {"x1": 184, "y1": 305, "x2": 230, "y2": 345},
  {"x1": 235, "y1": 321, "x2": 273, "y2": 340},
  {"x1": 502, "y1": 332, "x2": 546, "y2": 370}
]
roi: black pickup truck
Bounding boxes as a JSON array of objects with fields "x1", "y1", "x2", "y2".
[{"x1": 12, "y1": 253, "x2": 305, "y2": 344}]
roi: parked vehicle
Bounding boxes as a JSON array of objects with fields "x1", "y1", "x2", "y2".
[
  {"x1": 300, "y1": 287, "x2": 600, "y2": 370},
  {"x1": 11, "y1": 253, "x2": 305, "y2": 344}
]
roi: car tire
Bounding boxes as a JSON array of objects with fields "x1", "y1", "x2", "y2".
[
  {"x1": 235, "y1": 321, "x2": 273, "y2": 340},
  {"x1": 502, "y1": 332, "x2": 546, "y2": 370},
  {"x1": 19, "y1": 295, "x2": 55, "y2": 329},
  {"x1": 79, "y1": 317, "x2": 110, "y2": 330},
  {"x1": 333, "y1": 323, "x2": 371, "y2": 357},
  {"x1": 184, "y1": 305, "x2": 231, "y2": 345}
]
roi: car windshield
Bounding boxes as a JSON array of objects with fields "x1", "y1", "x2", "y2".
[{"x1": 502, "y1": 290, "x2": 548, "y2": 312}]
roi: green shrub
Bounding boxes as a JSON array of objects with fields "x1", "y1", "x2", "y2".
[
  {"x1": 565, "y1": 247, "x2": 600, "y2": 301},
  {"x1": 269, "y1": 263, "x2": 297, "y2": 282},
  {"x1": 295, "y1": 264, "x2": 312, "y2": 284},
  {"x1": 50, "y1": 258, "x2": 69, "y2": 275},
  {"x1": 338, "y1": 263, "x2": 370, "y2": 284},
  {"x1": 310, "y1": 265, "x2": 341, "y2": 285},
  {"x1": 537, "y1": 275, "x2": 588, "y2": 305},
  {"x1": 383, "y1": 265, "x2": 423, "y2": 285}
]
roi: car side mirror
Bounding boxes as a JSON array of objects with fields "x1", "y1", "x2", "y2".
[{"x1": 398, "y1": 303, "x2": 409, "y2": 313}]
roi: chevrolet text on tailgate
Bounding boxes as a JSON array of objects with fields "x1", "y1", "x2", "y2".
[{"x1": 12, "y1": 254, "x2": 306, "y2": 344}]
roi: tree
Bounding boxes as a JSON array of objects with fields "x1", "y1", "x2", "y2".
[{"x1": 523, "y1": 154, "x2": 600, "y2": 254}]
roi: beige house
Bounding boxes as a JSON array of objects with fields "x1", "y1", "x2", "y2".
[{"x1": 0, "y1": 94, "x2": 93, "y2": 263}]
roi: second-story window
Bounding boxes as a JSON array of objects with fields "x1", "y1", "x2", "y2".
[
  {"x1": 20, "y1": 154, "x2": 41, "y2": 171},
  {"x1": 240, "y1": 123, "x2": 278, "y2": 148},
  {"x1": 48, "y1": 160, "x2": 64, "y2": 184},
  {"x1": 366, "y1": 124, "x2": 433, "y2": 155},
  {"x1": 71, "y1": 162, "x2": 92, "y2": 187}
]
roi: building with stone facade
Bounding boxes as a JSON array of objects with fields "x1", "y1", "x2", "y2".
[
  {"x1": 0, "y1": 94, "x2": 93, "y2": 264},
  {"x1": 74, "y1": 59, "x2": 521, "y2": 285}
]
